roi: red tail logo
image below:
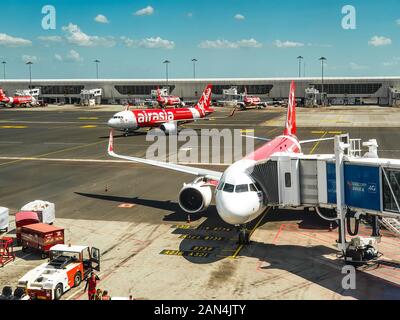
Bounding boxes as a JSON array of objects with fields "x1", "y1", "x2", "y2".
[
  {"x1": 0, "y1": 88, "x2": 5, "y2": 99},
  {"x1": 283, "y1": 81, "x2": 296, "y2": 136},
  {"x1": 195, "y1": 84, "x2": 212, "y2": 113}
]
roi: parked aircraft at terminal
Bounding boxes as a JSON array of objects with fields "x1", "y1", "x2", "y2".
[
  {"x1": 0, "y1": 88, "x2": 35, "y2": 108},
  {"x1": 108, "y1": 81, "x2": 334, "y2": 243}
]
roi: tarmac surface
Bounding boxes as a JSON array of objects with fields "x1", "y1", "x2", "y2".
[{"x1": 0, "y1": 105, "x2": 399, "y2": 299}]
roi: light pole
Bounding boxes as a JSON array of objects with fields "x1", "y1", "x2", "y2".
[
  {"x1": 26, "y1": 61, "x2": 33, "y2": 88},
  {"x1": 319, "y1": 57, "x2": 327, "y2": 105},
  {"x1": 163, "y1": 60, "x2": 170, "y2": 86},
  {"x1": 94, "y1": 59, "x2": 100, "y2": 79},
  {"x1": 297, "y1": 56, "x2": 303, "y2": 78},
  {"x1": 191, "y1": 58, "x2": 197, "y2": 79},
  {"x1": 2, "y1": 61, "x2": 6, "y2": 80}
]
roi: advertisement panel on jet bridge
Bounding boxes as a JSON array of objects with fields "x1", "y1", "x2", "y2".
[{"x1": 326, "y1": 163, "x2": 381, "y2": 211}]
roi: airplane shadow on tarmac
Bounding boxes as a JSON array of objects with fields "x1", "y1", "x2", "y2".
[{"x1": 75, "y1": 192, "x2": 400, "y2": 299}]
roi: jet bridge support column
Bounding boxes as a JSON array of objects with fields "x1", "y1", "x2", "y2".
[{"x1": 334, "y1": 135, "x2": 349, "y2": 253}]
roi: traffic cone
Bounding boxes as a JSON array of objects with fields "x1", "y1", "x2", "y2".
[
  {"x1": 187, "y1": 214, "x2": 191, "y2": 224},
  {"x1": 329, "y1": 222, "x2": 333, "y2": 232}
]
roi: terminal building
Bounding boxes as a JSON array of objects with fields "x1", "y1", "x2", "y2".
[{"x1": 1, "y1": 77, "x2": 400, "y2": 106}]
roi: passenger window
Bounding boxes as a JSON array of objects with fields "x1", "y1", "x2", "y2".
[
  {"x1": 285, "y1": 172, "x2": 291, "y2": 188},
  {"x1": 250, "y1": 184, "x2": 258, "y2": 192},
  {"x1": 235, "y1": 184, "x2": 249, "y2": 193},
  {"x1": 223, "y1": 183, "x2": 234, "y2": 193}
]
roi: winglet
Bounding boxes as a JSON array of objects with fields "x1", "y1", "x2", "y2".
[{"x1": 108, "y1": 130, "x2": 114, "y2": 154}]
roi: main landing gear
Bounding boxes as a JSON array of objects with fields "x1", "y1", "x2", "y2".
[{"x1": 237, "y1": 225, "x2": 250, "y2": 245}]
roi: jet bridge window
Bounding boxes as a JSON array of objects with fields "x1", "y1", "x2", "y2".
[
  {"x1": 383, "y1": 169, "x2": 400, "y2": 213},
  {"x1": 223, "y1": 183, "x2": 234, "y2": 193},
  {"x1": 285, "y1": 172, "x2": 291, "y2": 188},
  {"x1": 235, "y1": 184, "x2": 249, "y2": 193}
]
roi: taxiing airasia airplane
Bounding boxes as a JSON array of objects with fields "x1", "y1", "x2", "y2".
[
  {"x1": 107, "y1": 81, "x2": 332, "y2": 244},
  {"x1": 108, "y1": 84, "x2": 214, "y2": 135},
  {"x1": 0, "y1": 88, "x2": 35, "y2": 107},
  {"x1": 156, "y1": 87, "x2": 183, "y2": 107},
  {"x1": 237, "y1": 88, "x2": 266, "y2": 110}
]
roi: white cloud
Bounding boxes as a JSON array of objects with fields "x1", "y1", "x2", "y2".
[
  {"x1": 62, "y1": 23, "x2": 115, "y2": 47},
  {"x1": 199, "y1": 39, "x2": 262, "y2": 49},
  {"x1": 54, "y1": 50, "x2": 83, "y2": 62},
  {"x1": 396, "y1": 19, "x2": 400, "y2": 25},
  {"x1": 383, "y1": 57, "x2": 400, "y2": 67},
  {"x1": 134, "y1": 6, "x2": 154, "y2": 16},
  {"x1": 37, "y1": 36, "x2": 63, "y2": 42},
  {"x1": 234, "y1": 14, "x2": 245, "y2": 20},
  {"x1": 54, "y1": 54, "x2": 63, "y2": 62},
  {"x1": 94, "y1": 14, "x2": 109, "y2": 24},
  {"x1": 0, "y1": 33, "x2": 31, "y2": 47},
  {"x1": 349, "y1": 62, "x2": 368, "y2": 70},
  {"x1": 274, "y1": 40, "x2": 304, "y2": 48},
  {"x1": 368, "y1": 36, "x2": 392, "y2": 47},
  {"x1": 121, "y1": 36, "x2": 175, "y2": 49},
  {"x1": 22, "y1": 55, "x2": 37, "y2": 63},
  {"x1": 187, "y1": 12, "x2": 193, "y2": 18}
]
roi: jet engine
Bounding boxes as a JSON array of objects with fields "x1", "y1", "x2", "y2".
[
  {"x1": 160, "y1": 122, "x2": 178, "y2": 134},
  {"x1": 178, "y1": 179, "x2": 212, "y2": 214}
]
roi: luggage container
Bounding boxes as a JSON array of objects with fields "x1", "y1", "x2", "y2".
[
  {"x1": 15, "y1": 211, "x2": 40, "y2": 244},
  {"x1": 20, "y1": 200, "x2": 55, "y2": 225},
  {"x1": 0, "y1": 207, "x2": 9, "y2": 232},
  {"x1": 21, "y1": 223, "x2": 64, "y2": 258}
]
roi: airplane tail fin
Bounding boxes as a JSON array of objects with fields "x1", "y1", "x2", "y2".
[
  {"x1": 283, "y1": 81, "x2": 296, "y2": 136},
  {"x1": 194, "y1": 84, "x2": 213, "y2": 114}
]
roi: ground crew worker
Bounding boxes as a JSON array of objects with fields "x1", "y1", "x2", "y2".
[
  {"x1": 84, "y1": 272, "x2": 100, "y2": 300},
  {"x1": 94, "y1": 289, "x2": 103, "y2": 300},
  {"x1": 101, "y1": 290, "x2": 111, "y2": 300}
]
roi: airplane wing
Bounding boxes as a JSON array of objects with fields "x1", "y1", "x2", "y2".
[
  {"x1": 242, "y1": 135, "x2": 334, "y2": 145},
  {"x1": 107, "y1": 130, "x2": 223, "y2": 181}
]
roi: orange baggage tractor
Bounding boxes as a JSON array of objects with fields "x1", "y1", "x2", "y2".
[{"x1": 21, "y1": 223, "x2": 64, "y2": 258}]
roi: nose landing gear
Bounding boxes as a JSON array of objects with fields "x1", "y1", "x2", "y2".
[{"x1": 237, "y1": 225, "x2": 250, "y2": 245}]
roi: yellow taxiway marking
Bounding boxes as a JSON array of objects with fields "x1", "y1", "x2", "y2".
[
  {"x1": 240, "y1": 129, "x2": 255, "y2": 133},
  {"x1": 230, "y1": 207, "x2": 271, "y2": 259},
  {"x1": 80, "y1": 125, "x2": 97, "y2": 128},
  {"x1": 78, "y1": 117, "x2": 98, "y2": 120},
  {"x1": 309, "y1": 131, "x2": 328, "y2": 155},
  {"x1": 328, "y1": 131, "x2": 342, "y2": 134},
  {"x1": 0, "y1": 125, "x2": 27, "y2": 129},
  {"x1": 311, "y1": 131, "x2": 325, "y2": 134}
]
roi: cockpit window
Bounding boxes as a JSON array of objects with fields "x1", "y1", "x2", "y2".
[
  {"x1": 217, "y1": 182, "x2": 224, "y2": 191},
  {"x1": 250, "y1": 183, "x2": 258, "y2": 192},
  {"x1": 235, "y1": 184, "x2": 249, "y2": 193},
  {"x1": 223, "y1": 183, "x2": 234, "y2": 193}
]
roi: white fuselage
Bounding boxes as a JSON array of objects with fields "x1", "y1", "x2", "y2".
[{"x1": 215, "y1": 159, "x2": 265, "y2": 225}]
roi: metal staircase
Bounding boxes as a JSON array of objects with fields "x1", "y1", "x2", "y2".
[{"x1": 381, "y1": 217, "x2": 400, "y2": 237}]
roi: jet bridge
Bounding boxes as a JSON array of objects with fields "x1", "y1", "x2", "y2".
[{"x1": 248, "y1": 134, "x2": 400, "y2": 263}]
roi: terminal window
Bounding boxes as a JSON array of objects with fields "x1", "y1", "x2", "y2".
[
  {"x1": 114, "y1": 85, "x2": 175, "y2": 95},
  {"x1": 212, "y1": 84, "x2": 273, "y2": 95},
  {"x1": 383, "y1": 169, "x2": 400, "y2": 213},
  {"x1": 312, "y1": 83, "x2": 382, "y2": 95},
  {"x1": 40, "y1": 85, "x2": 84, "y2": 95}
]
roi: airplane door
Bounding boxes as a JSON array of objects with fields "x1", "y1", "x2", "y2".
[{"x1": 90, "y1": 247, "x2": 101, "y2": 272}]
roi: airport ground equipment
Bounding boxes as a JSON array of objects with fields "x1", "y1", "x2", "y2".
[
  {"x1": 21, "y1": 223, "x2": 64, "y2": 258},
  {"x1": 0, "y1": 237, "x2": 15, "y2": 267},
  {"x1": 18, "y1": 244, "x2": 100, "y2": 300},
  {"x1": 248, "y1": 134, "x2": 400, "y2": 264},
  {"x1": 21, "y1": 200, "x2": 55, "y2": 224},
  {"x1": 0, "y1": 207, "x2": 9, "y2": 232},
  {"x1": 80, "y1": 88, "x2": 102, "y2": 106},
  {"x1": 15, "y1": 211, "x2": 40, "y2": 244}
]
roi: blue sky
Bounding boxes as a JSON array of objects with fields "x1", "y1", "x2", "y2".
[{"x1": 0, "y1": 0, "x2": 399, "y2": 79}]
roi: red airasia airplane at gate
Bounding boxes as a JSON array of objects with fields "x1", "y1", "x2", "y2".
[
  {"x1": 108, "y1": 84, "x2": 214, "y2": 135},
  {"x1": 156, "y1": 87, "x2": 182, "y2": 107},
  {"x1": 107, "y1": 81, "x2": 334, "y2": 243},
  {"x1": 0, "y1": 88, "x2": 34, "y2": 107}
]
